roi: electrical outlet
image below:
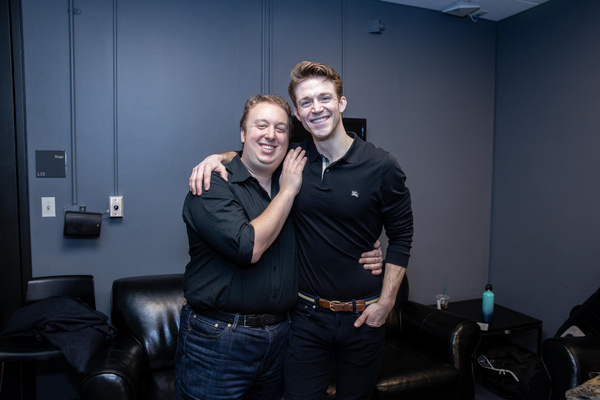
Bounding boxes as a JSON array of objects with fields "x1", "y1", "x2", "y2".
[
  {"x1": 109, "y1": 196, "x2": 123, "y2": 218},
  {"x1": 41, "y1": 197, "x2": 56, "y2": 217}
]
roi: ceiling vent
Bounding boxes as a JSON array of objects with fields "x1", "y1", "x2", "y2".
[{"x1": 442, "y1": 1, "x2": 480, "y2": 17}]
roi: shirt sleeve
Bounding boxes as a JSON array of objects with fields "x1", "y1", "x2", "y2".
[
  {"x1": 381, "y1": 154, "x2": 414, "y2": 268},
  {"x1": 182, "y1": 172, "x2": 254, "y2": 267}
]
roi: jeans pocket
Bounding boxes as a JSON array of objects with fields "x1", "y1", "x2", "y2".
[{"x1": 187, "y1": 312, "x2": 231, "y2": 339}]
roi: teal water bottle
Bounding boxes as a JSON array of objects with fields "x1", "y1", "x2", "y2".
[{"x1": 482, "y1": 284, "x2": 494, "y2": 323}]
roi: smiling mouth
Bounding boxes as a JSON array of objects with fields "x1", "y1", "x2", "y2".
[
  {"x1": 260, "y1": 144, "x2": 276, "y2": 150},
  {"x1": 311, "y1": 116, "x2": 329, "y2": 124}
]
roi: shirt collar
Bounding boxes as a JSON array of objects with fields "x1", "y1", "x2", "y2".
[
  {"x1": 227, "y1": 152, "x2": 253, "y2": 183},
  {"x1": 307, "y1": 131, "x2": 366, "y2": 165},
  {"x1": 228, "y1": 152, "x2": 281, "y2": 193}
]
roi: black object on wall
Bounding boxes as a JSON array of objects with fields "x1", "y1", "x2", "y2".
[{"x1": 63, "y1": 211, "x2": 103, "y2": 238}]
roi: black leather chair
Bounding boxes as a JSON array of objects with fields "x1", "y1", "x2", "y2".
[
  {"x1": 0, "y1": 275, "x2": 96, "y2": 400},
  {"x1": 79, "y1": 274, "x2": 182, "y2": 400},
  {"x1": 542, "y1": 286, "x2": 600, "y2": 400},
  {"x1": 79, "y1": 274, "x2": 481, "y2": 400}
]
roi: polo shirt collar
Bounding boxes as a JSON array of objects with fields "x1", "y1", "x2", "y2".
[{"x1": 307, "y1": 131, "x2": 366, "y2": 165}]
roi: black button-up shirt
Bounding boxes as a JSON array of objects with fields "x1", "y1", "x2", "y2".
[{"x1": 182, "y1": 154, "x2": 298, "y2": 314}]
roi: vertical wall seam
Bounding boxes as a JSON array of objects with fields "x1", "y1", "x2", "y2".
[
  {"x1": 269, "y1": 0, "x2": 273, "y2": 93},
  {"x1": 341, "y1": 0, "x2": 346, "y2": 84},
  {"x1": 68, "y1": 0, "x2": 77, "y2": 206},
  {"x1": 261, "y1": 0, "x2": 264, "y2": 92},
  {"x1": 261, "y1": 0, "x2": 272, "y2": 94},
  {"x1": 113, "y1": 0, "x2": 118, "y2": 195}
]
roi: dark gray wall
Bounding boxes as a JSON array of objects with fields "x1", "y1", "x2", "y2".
[
  {"x1": 492, "y1": 0, "x2": 600, "y2": 339},
  {"x1": 22, "y1": 0, "x2": 495, "y2": 328}
]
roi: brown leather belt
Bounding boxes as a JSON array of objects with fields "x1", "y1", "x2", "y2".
[{"x1": 298, "y1": 292, "x2": 379, "y2": 312}]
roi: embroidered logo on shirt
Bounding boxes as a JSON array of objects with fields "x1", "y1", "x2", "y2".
[{"x1": 351, "y1": 191, "x2": 359, "y2": 198}]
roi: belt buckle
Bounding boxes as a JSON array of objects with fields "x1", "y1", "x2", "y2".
[
  {"x1": 329, "y1": 301, "x2": 341, "y2": 312},
  {"x1": 244, "y1": 314, "x2": 260, "y2": 327}
]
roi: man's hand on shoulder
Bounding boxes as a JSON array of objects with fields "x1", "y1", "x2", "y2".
[
  {"x1": 189, "y1": 152, "x2": 235, "y2": 195},
  {"x1": 278, "y1": 147, "x2": 307, "y2": 197}
]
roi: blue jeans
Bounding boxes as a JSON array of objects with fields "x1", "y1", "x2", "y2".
[
  {"x1": 175, "y1": 303, "x2": 291, "y2": 400},
  {"x1": 284, "y1": 297, "x2": 385, "y2": 400}
]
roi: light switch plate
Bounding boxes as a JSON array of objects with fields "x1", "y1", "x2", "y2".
[{"x1": 42, "y1": 197, "x2": 56, "y2": 217}]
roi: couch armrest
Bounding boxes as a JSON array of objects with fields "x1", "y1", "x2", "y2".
[
  {"x1": 78, "y1": 334, "x2": 147, "y2": 400},
  {"x1": 401, "y1": 301, "x2": 481, "y2": 362},
  {"x1": 400, "y1": 301, "x2": 482, "y2": 399},
  {"x1": 542, "y1": 336, "x2": 600, "y2": 400}
]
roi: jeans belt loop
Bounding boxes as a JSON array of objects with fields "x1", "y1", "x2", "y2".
[{"x1": 231, "y1": 314, "x2": 240, "y2": 332}]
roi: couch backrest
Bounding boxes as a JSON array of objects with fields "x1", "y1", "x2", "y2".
[
  {"x1": 109, "y1": 273, "x2": 411, "y2": 369},
  {"x1": 111, "y1": 273, "x2": 184, "y2": 371}
]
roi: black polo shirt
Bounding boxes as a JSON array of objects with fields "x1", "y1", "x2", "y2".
[
  {"x1": 292, "y1": 132, "x2": 413, "y2": 301},
  {"x1": 182, "y1": 154, "x2": 298, "y2": 314}
]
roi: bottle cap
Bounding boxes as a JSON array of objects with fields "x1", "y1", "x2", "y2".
[{"x1": 485, "y1": 284, "x2": 493, "y2": 291}]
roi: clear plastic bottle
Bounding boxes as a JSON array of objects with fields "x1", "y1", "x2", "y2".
[{"x1": 482, "y1": 284, "x2": 494, "y2": 323}]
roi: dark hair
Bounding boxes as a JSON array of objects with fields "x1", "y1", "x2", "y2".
[
  {"x1": 239, "y1": 94, "x2": 292, "y2": 134},
  {"x1": 288, "y1": 61, "x2": 344, "y2": 108}
]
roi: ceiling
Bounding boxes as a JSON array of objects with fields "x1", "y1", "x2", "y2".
[{"x1": 379, "y1": 0, "x2": 549, "y2": 21}]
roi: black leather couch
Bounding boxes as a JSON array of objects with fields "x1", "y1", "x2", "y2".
[
  {"x1": 543, "y1": 336, "x2": 600, "y2": 400},
  {"x1": 542, "y1": 286, "x2": 600, "y2": 400},
  {"x1": 79, "y1": 274, "x2": 481, "y2": 400}
]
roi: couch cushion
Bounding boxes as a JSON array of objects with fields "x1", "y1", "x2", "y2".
[
  {"x1": 146, "y1": 368, "x2": 176, "y2": 400},
  {"x1": 376, "y1": 340, "x2": 458, "y2": 400},
  {"x1": 111, "y1": 274, "x2": 184, "y2": 371}
]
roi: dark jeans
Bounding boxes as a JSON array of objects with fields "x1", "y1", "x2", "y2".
[
  {"x1": 175, "y1": 304, "x2": 290, "y2": 400},
  {"x1": 284, "y1": 297, "x2": 385, "y2": 400}
]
